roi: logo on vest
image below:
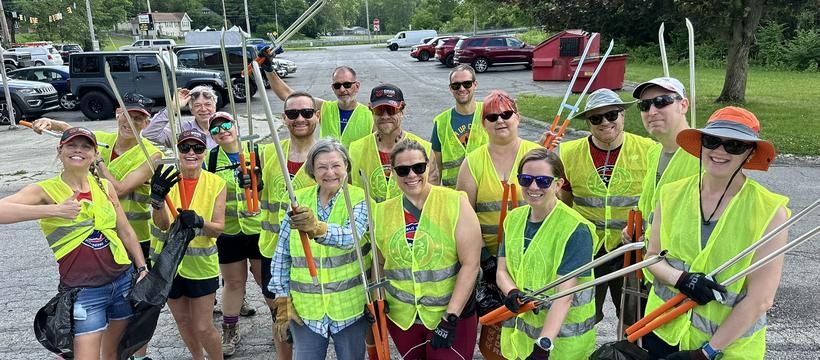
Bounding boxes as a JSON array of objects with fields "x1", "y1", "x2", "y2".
[
  {"x1": 387, "y1": 228, "x2": 442, "y2": 268},
  {"x1": 82, "y1": 230, "x2": 110, "y2": 250}
]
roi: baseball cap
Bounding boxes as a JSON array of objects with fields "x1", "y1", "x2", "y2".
[
  {"x1": 572, "y1": 89, "x2": 636, "y2": 120},
  {"x1": 632, "y1": 77, "x2": 686, "y2": 99},
  {"x1": 676, "y1": 106, "x2": 776, "y2": 171},
  {"x1": 176, "y1": 130, "x2": 208, "y2": 146},
  {"x1": 60, "y1": 127, "x2": 97, "y2": 147},
  {"x1": 369, "y1": 83, "x2": 404, "y2": 108},
  {"x1": 208, "y1": 111, "x2": 234, "y2": 128},
  {"x1": 119, "y1": 93, "x2": 154, "y2": 117}
]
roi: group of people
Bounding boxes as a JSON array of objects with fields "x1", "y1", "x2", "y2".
[{"x1": 0, "y1": 47, "x2": 789, "y2": 360}]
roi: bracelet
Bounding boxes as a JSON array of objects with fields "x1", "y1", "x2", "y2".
[
  {"x1": 136, "y1": 265, "x2": 149, "y2": 273},
  {"x1": 95, "y1": 158, "x2": 105, "y2": 165}
]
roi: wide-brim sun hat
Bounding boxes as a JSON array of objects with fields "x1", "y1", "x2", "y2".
[
  {"x1": 676, "y1": 106, "x2": 776, "y2": 171},
  {"x1": 572, "y1": 88, "x2": 637, "y2": 120}
]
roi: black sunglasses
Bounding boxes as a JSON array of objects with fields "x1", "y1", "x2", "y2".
[
  {"x1": 209, "y1": 121, "x2": 233, "y2": 135},
  {"x1": 393, "y1": 162, "x2": 427, "y2": 177},
  {"x1": 484, "y1": 110, "x2": 516, "y2": 122},
  {"x1": 587, "y1": 110, "x2": 622, "y2": 125},
  {"x1": 284, "y1": 108, "x2": 316, "y2": 120},
  {"x1": 517, "y1": 174, "x2": 555, "y2": 189},
  {"x1": 332, "y1": 81, "x2": 356, "y2": 90},
  {"x1": 637, "y1": 95, "x2": 682, "y2": 112},
  {"x1": 178, "y1": 143, "x2": 207, "y2": 154},
  {"x1": 701, "y1": 134, "x2": 755, "y2": 155},
  {"x1": 449, "y1": 80, "x2": 475, "y2": 91}
]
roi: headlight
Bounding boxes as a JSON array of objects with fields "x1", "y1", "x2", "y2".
[{"x1": 18, "y1": 88, "x2": 37, "y2": 95}]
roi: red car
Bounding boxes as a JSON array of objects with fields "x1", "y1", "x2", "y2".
[
  {"x1": 411, "y1": 36, "x2": 457, "y2": 62},
  {"x1": 435, "y1": 37, "x2": 463, "y2": 67},
  {"x1": 454, "y1": 35, "x2": 534, "y2": 73}
]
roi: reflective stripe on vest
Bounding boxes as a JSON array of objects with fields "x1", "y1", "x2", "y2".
[
  {"x1": 503, "y1": 311, "x2": 596, "y2": 338},
  {"x1": 319, "y1": 101, "x2": 373, "y2": 147},
  {"x1": 434, "y1": 103, "x2": 487, "y2": 189},
  {"x1": 350, "y1": 131, "x2": 432, "y2": 203}
]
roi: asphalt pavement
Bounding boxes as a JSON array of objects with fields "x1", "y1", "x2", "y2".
[{"x1": 0, "y1": 44, "x2": 817, "y2": 359}]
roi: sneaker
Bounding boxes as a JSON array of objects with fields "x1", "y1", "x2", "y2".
[
  {"x1": 222, "y1": 323, "x2": 241, "y2": 357},
  {"x1": 240, "y1": 299, "x2": 256, "y2": 317}
]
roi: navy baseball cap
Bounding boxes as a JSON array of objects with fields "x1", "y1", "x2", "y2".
[{"x1": 370, "y1": 83, "x2": 404, "y2": 108}]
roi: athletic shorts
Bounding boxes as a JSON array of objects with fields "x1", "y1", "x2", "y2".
[
  {"x1": 168, "y1": 276, "x2": 219, "y2": 299},
  {"x1": 72, "y1": 270, "x2": 134, "y2": 336},
  {"x1": 260, "y1": 256, "x2": 276, "y2": 299},
  {"x1": 217, "y1": 232, "x2": 262, "y2": 264}
]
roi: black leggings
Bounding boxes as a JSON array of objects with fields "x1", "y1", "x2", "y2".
[{"x1": 643, "y1": 332, "x2": 679, "y2": 360}]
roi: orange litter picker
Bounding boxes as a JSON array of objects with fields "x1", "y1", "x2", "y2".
[{"x1": 359, "y1": 169, "x2": 390, "y2": 359}]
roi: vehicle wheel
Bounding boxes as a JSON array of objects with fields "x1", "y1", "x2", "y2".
[
  {"x1": 215, "y1": 90, "x2": 228, "y2": 109},
  {"x1": 248, "y1": 81, "x2": 258, "y2": 98},
  {"x1": 472, "y1": 57, "x2": 490, "y2": 73},
  {"x1": 4, "y1": 63, "x2": 16, "y2": 73},
  {"x1": 60, "y1": 93, "x2": 79, "y2": 111},
  {"x1": 389, "y1": 43, "x2": 399, "y2": 51},
  {"x1": 525, "y1": 62, "x2": 532, "y2": 70},
  {"x1": 80, "y1": 91, "x2": 114, "y2": 120},
  {"x1": 445, "y1": 54, "x2": 455, "y2": 68},
  {"x1": 263, "y1": 77, "x2": 270, "y2": 89},
  {"x1": 0, "y1": 101, "x2": 22, "y2": 125},
  {"x1": 419, "y1": 51, "x2": 430, "y2": 62},
  {"x1": 34, "y1": 61, "x2": 45, "y2": 67},
  {"x1": 231, "y1": 77, "x2": 248, "y2": 103}
]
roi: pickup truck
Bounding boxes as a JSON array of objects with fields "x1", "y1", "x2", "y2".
[
  {"x1": 70, "y1": 51, "x2": 227, "y2": 120},
  {"x1": 3, "y1": 51, "x2": 34, "y2": 72},
  {"x1": 0, "y1": 79, "x2": 60, "y2": 125}
]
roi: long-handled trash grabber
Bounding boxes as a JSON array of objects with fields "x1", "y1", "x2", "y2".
[
  {"x1": 239, "y1": 31, "x2": 261, "y2": 213},
  {"x1": 480, "y1": 242, "x2": 648, "y2": 325},
  {"x1": 626, "y1": 198, "x2": 820, "y2": 342},
  {"x1": 543, "y1": 38, "x2": 615, "y2": 150},
  {"x1": 156, "y1": 53, "x2": 190, "y2": 210},
  {"x1": 251, "y1": 60, "x2": 319, "y2": 285},
  {"x1": 686, "y1": 18, "x2": 696, "y2": 129},
  {"x1": 496, "y1": 176, "x2": 519, "y2": 245},
  {"x1": 659, "y1": 23, "x2": 670, "y2": 77},
  {"x1": 359, "y1": 169, "x2": 390, "y2": 358},
  {"x1": 341, "y1": 179, "x2": 389, "y2": 360},
  {"x1": 18, "y1": 120, "x2": 110, "y2": 148},
  {"x1": 617, "y1": 208, "x2": 646, "y2": 342}
]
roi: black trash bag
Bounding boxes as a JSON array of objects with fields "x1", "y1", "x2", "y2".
[
  {"x1": 476, "y1": 253, "x2": 504, "y2": 316},
  {"x1": 590, "y1": 340, "x2": 650, "y2": 360},
  {"x1": 117, "y1": 218, "x2": 196, "y2": 360},
  {"x1": 33, "y1": 287, "x2": 81, "y2": 358}
]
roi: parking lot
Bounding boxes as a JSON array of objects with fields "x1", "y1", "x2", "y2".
[{"x1": 0, "y1": 44, "x2": 818, "y2": 359}]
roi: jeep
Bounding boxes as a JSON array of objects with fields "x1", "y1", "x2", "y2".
[
  {"x1": 176, "y1": 45, "x2": 260, "y2": 102},
  {"x1": 0, "y1": 79, "x2": 60, "y2": 125},
  {"x1": 3, "y1": 51, "x2": 34, "y2": 72}
]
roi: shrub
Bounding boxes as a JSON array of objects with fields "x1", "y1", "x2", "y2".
[
  {"x1": 782, "y1": 29, "x2": 820, "y2": 71},
  {"x1": 754, "y1": 22, "x2": 787, "y2": 68}
]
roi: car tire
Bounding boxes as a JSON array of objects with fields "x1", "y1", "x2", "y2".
[
  {"x1": 4, "y1": 63, "x2": 16, "y2": 73},
  {"x1": 263, "y1": 77, "x2": 270, "y2": 89},
  {"x1": 0, "y1": 100, "x2": 22, "y2": 125},
  {"x1": 525, "y1": 62, "x2": 532, "y2": 70},
  {"x1": 80, "y1": 91, "x2": 114, "y2": 120},
  {"x1": 34, "y1": 61, "x2": 45, "y2": 67},
  {"x1": 59, "y1": 93, "x2": 78, "y2": 111},
  {"x1": 472, "y1": 57, "x2": 490, "y2": 73},
  {"x1": 419, "y1": 51, "x2": 430, "y2": 62},
  {"x1": 445, "y1": 54, "x2": 455, "y2": 68},
  {"x1": 231, "y1": 77, "x2": 249, "y2": 103},
  {"x1": 216, "y1": 89, "x2": 227, "y2": 109},
  {"x1": 389, "y1": 43, "x2": 399, "y2": 51}
]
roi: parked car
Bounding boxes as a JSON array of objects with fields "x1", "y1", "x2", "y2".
[
  {"x1": 435, "y1": 36, "x2": 463, "y2": 67},
  {"x1": 120, "y1": 39, "x2": 176, "y2": 51},
  {"x1": 0, "y1": 79, "x2": 60, "y2": 125},
  {"x1": 70, "y1": 51, "x2": 227, "y2": 120},
  {"x1": 8, "y1": 66, "x2": 77, "y2": 111},
  {"x1": 454, "y1": 36, "x2": 534, "y2": 73},
  {"x1": 8, "y1": 46, "x2": 63, "y2": 66},
  {"x1": 387, "y1": 29, "x2": 437, "y2": 51},
  {"x1": 246, "y1": 38, "x2": 284, "y2": 55},
  {"x1": 411, "y1": 36, "x2": 457, "y2": 62},
  {"x1": 176, "y1": 45, "x2": 261, "y2": 102},
  {"x1": 54, "y1": 44, "x2": 83, "y2": 65},
  {"x1": 2, "y1": 51, "x2": 34, "y2": 72}
]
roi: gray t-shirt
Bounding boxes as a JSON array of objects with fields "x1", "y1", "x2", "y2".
[{"x1": 656, "y1": 151, "x2": 676, "y2": 183}]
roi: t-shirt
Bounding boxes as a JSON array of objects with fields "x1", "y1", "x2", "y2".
[
  {"x1": 379, "y1": 150, "x2": 391, "y2": 178},
  {"x1": 339, "y1": 108, "x2": 354, "y2": 133},
  {"x1": 287, "y1": 160, "x2": 303, "y2": 178},
  {"x1": 402, "y1": 197, "x2": 422, "y2": 246},
  {"x1": 701, "y1": 220, "x2": 717, "y2": 249},
  {"x1": 497, "y1": 220, "x2": 593, "y2": 276},
  {"x1": 430, "y1": 109, "x2": 475, "y2": 152},
  {"x1": 656, "y1": 151, "x2": 675, "y2": 183},
  {"x1": 110, "y1": 149, "x2": 121, "y2": 161},
  {"x1": 226, "y1": 152, "x2": 241, "y2": 177},
  {"x1": 180, "y1": 177, "x2": 199, "y2": 208},
  {"x1": 562, "y1": 136, "x2": 622, "y2": 192}
]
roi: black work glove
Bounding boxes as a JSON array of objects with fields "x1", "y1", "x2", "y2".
[
  {"x1": 257, "y1": 46, "x2": 274, "y2": 73},
  {"x1": 177, "y1": 209, "x2": 204, "y2": 229},
  {"x1": 150, "y1": 164, "x2": 179, "y2": 209},
  {"x1": 528, "y1": 344, "x2": 550, "y2": 360},
  {"x1": 431, "y1": 315, "x2": 457, "y2": 349},
  {"x1": 664, "y1": 349, "x2": 709, "y2": 360},
  {"x1": 237, "y1": 166, "x2": 264, "y2": 191},
  {"x1": 674, "y1": 272, "x2": 726, "y2": 305},
  {"x1": 503, "y1": 288, "x2": 525, "y2": 313}
]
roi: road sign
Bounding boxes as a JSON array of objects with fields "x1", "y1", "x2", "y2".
[
  {"x1": 138, "y1": 14, "x2": 151, "y2": 24},
  {"x1": 373, "y1": 18, "x2": 380, "y2": 32}
]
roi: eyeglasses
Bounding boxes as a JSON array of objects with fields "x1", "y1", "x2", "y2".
[
  {"x1": 209, "y1": 121, "x2": 233, "y2": 135},
  {"x1": 637, "y1": 95, "x2": 682, "y2": 112},
  {"x1": 587, "y1": 110, "x2": 622, "y2": 125},
  {"x1": 332, "y1": 81, "x2": 356, "y2": 90},
  {"x1": 178, "y1": 143, "x2": 207, "y2": 154},
  {"x1": 701, "y1": 134, "x2": 755, "y2": 155},
  {"x1": 372, "y1": 106, "x2": 399, "y2": 116},
  {"x1": 517, "y1": 174, "x2": 555, "y2": 189},
  {"x1": 284, "y1": 108, "x2": 316, "y2": 120},
  {"x1": 393, "y1": 162, "x2": 427, "y2": 177},
  {"x1": 484, "y1": 110, "x2": 515, "y2": 122},
  {"x1": 449, "y1": 80, "x2": 475, "y2": 91}
]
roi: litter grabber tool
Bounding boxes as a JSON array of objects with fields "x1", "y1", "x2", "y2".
[
  {"x1": 543, "y1": 38, "x2": 615, "y2": 150},
  {"x1": 18, "y1": 120, "x2": 111, "y2": 148},
  {"x1": 251, "y1": 61, "x2": 319, "y2": 285},
  {"x1": 686, "y1": 18, "x2": 697, "y2": 129},
  {"x1": 658, "y1": 23, "x2": 670, "y2": 78},
  {"x1": 480, "y1": 242, "x2": 647, "y2": 325},
  {"x1": 359, "y1": 169, "x2": 390, "y2": 358},
  {"x1": 239, "y1": 31, "x2": 261, "y2": 214},
  {"x1": 616, "y1": 208, "x2": 646, "y2": 342},
  {"x1": 496, "y1": 176, "x2": 519, "y2": 246},
  {"x1": 626, "y1": 198, "x2": 820, "y2": 343},
  {"x1": 155, "y1": 54, "x2": 189, "y2": 211}
]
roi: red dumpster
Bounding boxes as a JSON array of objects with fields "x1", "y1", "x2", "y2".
[
  {"x1": 569, "y1": 54, "x2": 629, "y2": 93},
  {"x1": 532, "y1": 30, "x2": 600, "y2": 81}
]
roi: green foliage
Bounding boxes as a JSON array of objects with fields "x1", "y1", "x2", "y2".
[
  {"x1": 753, "y1": 22, "x2": 787, "y2": 68},
  {"x1": 782, "y1": 29, "x2": 820, "y2": 71},
  {"x1": 517, "y1": 29, "x2": 551, "y2": 45},
  {"x1": 410, "y1": 0, "x2": 457, "y2": 31}
]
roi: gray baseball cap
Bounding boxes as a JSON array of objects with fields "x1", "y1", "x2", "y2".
[
  {"x1": 632, "y1": 77, "x2": 686, "y2": 99},
  {"x1": 572, "y1": 89, "x2": 636, "y2": 120}
]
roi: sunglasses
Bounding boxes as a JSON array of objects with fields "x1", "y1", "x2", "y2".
[
  {"x1": 284, "y1": 108, "x2": 316, "y2": 120},
  {"x1": 587, "y1": 110, "x2": 622, "y2": 125},
  {"x1": 637, "y1": 95, "x2": 682, "y2": 112},
  {"x1": 372, "y1": 106, "x2": 399, "y2": 116},
  {"x1": 190, "y1": 89, "x2": 215, "y2": 100},
  {"x1": 701, "y1": 134, "x2": 755, "y2": 155},
  {"x1": 332, "y1": 81, "x2": 356, "y2": 90},
  {"x1": 393, "y1": 162, "x2": 427, "y2": 177},
  {"x1": 209, "y1": 121, "x2": 233, "y2": 135},
  {"x1": 449, "y1": 80, "x2": 475, "y2": 91},
  {"x1": 178, "y1": 143, "x2": 207, "y2": 154},
  {"x1": 484, "y1": 110, "x2": 515, "y2": 122},
  {"x1": 517, "y1": 174, "x2": 555, "y2": 189}
]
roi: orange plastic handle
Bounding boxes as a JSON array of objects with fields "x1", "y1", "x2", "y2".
[
  {"x1": 291, "y1": 204, "x2": 319, "y2": 282},
  {"x1": 542, "y1": 114, "x2": 561, "y2": 147},
  {"x1": 627, "y1": 298, "x2": 696, "y2": 342},
  {"x1": 626, "y1": 293, "x2": 686, "y2": 335},
  {"x1": 377, "y1": 300, "x2": 390, "y2": 358},
  {"x1": 367, "y1": 302, "x2": 387, "y2": 360},
  {"x1": 249, "y1": 150, "x2": 260, "y2": 213},
  {"x1": 547, "y1": 120, "x2": 571, "y2": 150},
  {"x1": 19, "y1": 120, "x2": 33, "y2": 128},
  {"x1": 479, "y1": 301, "x2": 537, "y2": 325},
  {"x1": 238, "y1": 153, "x2": 254, "y2": 213}
]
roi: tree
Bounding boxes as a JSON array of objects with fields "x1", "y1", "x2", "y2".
[{"x1": 716, "y1": 0, "x2": 766, "y2": 103}]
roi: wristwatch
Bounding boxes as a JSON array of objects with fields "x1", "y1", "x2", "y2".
[
  {"x1": 535, "y1": 336, "x2": 553, "y2": 351},
  {"x1": 443, "y1": 313, "x2": 458, "y2": 323},
  {"x1": 701, "y1": 342, "x2": 724, "y2": 360},
  {"x1": 136, "y1": 265, "x2": 149, "y2": 274}
]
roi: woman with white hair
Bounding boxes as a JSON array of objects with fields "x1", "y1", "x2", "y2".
[{"x1": 143, "y1": 85, "x2": 221, "y2": 149}]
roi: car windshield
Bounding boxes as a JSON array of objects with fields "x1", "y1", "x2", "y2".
[{"x1": 66, "y1": 45, "x2": 81, "y2": 51}]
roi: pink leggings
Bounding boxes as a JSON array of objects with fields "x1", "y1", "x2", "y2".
[{"x1": 387, "y1": 313, "x2": 478, "y2": 360}]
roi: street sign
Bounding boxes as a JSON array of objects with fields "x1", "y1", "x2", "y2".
[
  {"x1": 138, "y1": 14, "x2": 150, "y2": 24},
  {"x1": 373, "y1": 18, "x2": 380, "y2": 32}
]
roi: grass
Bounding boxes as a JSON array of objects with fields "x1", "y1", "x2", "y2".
[{"x1": 517, "y1": 62, "x2": 820, "y2": 156}]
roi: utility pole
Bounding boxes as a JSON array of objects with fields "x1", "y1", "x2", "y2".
[
  {"x1": 146, "y1": 0, "x2": 155, "y2": 39},
  {"x1": 274, "y1": 0, "x2": 279, "y2": 34},
  {"x1": 85, "y1": 0, "x2": 99, "y2": 50},
  {"x1": 364, "y1": 0, "x2": 371, "y2": 40},
  {"x1": 146, "y1": 0, "x2": 151, "y2": 12},
  {"x1": 0, "y1": 0, "x2": 11, "y2": 47},
  {"x1": 243, "y1": 0, "x2": 251, "y2": 35}
]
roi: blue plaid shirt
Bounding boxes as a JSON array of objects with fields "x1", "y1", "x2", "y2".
[{"x1": 269, "y1": 186, "x2": 369, "y2": 338}]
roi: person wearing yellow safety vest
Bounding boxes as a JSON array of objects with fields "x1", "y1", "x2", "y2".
[
  {"x1": 258, "y1": 91, "x2": 319, "y2": 360},
  {"x1": 0, "y1": 127, "x2": 149, "y2": 359},
  {"x1": 269, "y1": 138, "x2": 371, "y2": 359},
  {"x1": 259, "y1": 48, "x2": 373, "y2": 148},
  {"x1": 350, "y1": 83, "x2": 432, "y2": 203},
  {"x1": 150, "y1": 130, "x2": 227, "y2": 360},
  {"x1": 644, "y1": 107, "x2": 788, "y2": 360},
  {"x1": 497, "y1": 148, "x2": 598, "y2": 360},
  {"x1": 203, "y1": 111, "x2": 268, "y2": 357},
  {"x1": 556, "y1": 89, "x2": 656, "y2": 327},
  {"x1": 456, "y1": 90, "x2": 543, "y2": 358},
  {"x1": 373, "y1": 139, "x2": 483, "y2": 359},
  {"x1": 429, "y1": 64, "x2": 489, "y2": 188}
]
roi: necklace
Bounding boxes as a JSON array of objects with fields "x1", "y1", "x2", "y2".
[{"x1": 377, "y1": 130, "x2": 404, "y2": 144}]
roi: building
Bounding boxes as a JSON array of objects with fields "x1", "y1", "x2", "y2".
[{"x1": 123, "y1": 12, "x2": 192, "y2": 38}]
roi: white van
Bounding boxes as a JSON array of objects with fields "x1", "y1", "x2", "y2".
[
  {"x1": 8, "y1": 46, "x2": 64, "y2": 66},
  {"x1": 119, "y1": 39, "x2": 177, "y2": 51},
  {"x1": 387, "y1": 30, "x2": 437, "y2": 51}
]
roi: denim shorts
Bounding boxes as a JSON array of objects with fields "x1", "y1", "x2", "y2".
[{"x1": 72, "y1": 270, "x2": 134, "y2": 336}]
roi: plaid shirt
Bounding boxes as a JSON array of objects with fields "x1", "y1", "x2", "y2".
[{"x1": 269, "y1": 186, "x2": 369, "y2": 337}]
